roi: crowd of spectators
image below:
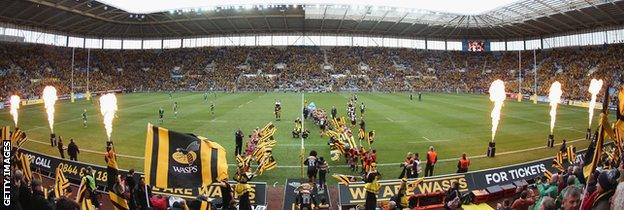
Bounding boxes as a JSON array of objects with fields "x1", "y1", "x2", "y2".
[{"x1": 1, "y1": 42, "x2": 623, "y2": 101}]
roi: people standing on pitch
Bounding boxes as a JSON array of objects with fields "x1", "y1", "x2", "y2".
[
  {"x1": 457, "y1": 153, "x2": 470, "y2": 173},
  {"x1": 411, "y1": 153, "x2": 421, "y2": 178},
  {"x1": 304, "y1": 150, "x2": 318, "y2": 184},
  {"x1": 560, "y1": 139, "x2": 567, "y2": 153},
  {"x1": 425, "y1": 146, "x2": 437, "y2": 177},
  {"x1": 360, "y1": 102, "x2": 366, "y2": 116},
  {"x1": 418, "y1": 92, "x2": 422, "y2": 101},
  {"x1": 317, "y1": 157, "x2": 329, "y2": 191},
  {"x1": 399, "y1": 153, "x2": 413, "y2": 179},
  {"x1": 331, "y1": 105, "x2": 337, "y2": 119},
  {"x1": 274, "y1": 100, "x2": 282, "y2": 121},
  {"x1": 359, "y1": 118, "x2": 366, "y2": 131},
  {"x1": 168, "y1": 91, "x2": 173, "y2": 99},
  {"x1": 50, "y1": 133, "x2": 57, "y2": 147},
  {"x1": 158, "y1": 107, "x2": 164, "y2": 124},
  {"x1": 410, "y1": 94, "x2": 413, "y2": 101},
  {"x1": 293, "y1": 118, "x2": 302, "y2": 138},
  {"x1": 82, "y1": 109, "x2": 88, "y2": 128},
  {"x1": 173, "y1": 101, "x2": 178, "y2": 118},
  {"x1": 210, "y1": 102, "x2": 215, "y2": 115},
  {"x1": 302, "y1": 106, "x2": 309, "y2": 119},
  {"x1": 57, "y1": 136, "x2": 65, "y2": 159},
  {"x1": 67, "y1": 138, "x2": 79, "y2": 161},
  {"x1": 203, "y1": 92, "x2": 208, "y2": 103},
  {"x1": 235, "y1": 129, "x2": 244, "y2": 156}
]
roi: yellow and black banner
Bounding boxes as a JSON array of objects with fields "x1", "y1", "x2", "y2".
[
  {"x1": 18, "y1": 153, "x2": 32, "y2": 183},
  {"x1": 333, "y1": 174, "x2": 358, "y2": 185},
  {"x1": 144, "y1": 124, "x2": 228, "y2": 189},
  {"x1": 583, "y1": 92, "x2": 611, "y2": 179},
  {"x1": 567, "y1": 146, "x2": 576, "y2": 164},
  {"x1": 1, "y1": 126, "x2": 9, "y2": 141},
  {"x1": 11, "y1": 128, "x2": 27, "y2": 149},
  {"x1": 109, "y1": 191, "x2": 130, "y2": 210},
  {"x1": 76, "y1": 178, "x2": 94, "y2": 210},
  {"x1": 54, "y1": 167, "x2": 70, "y2": 198},
  {"x1": 544, "y1": 170, "x2": 552, "y2": 180},
  {"x1": 555, "y1": 152, "x2": 564, "y2": 166}
]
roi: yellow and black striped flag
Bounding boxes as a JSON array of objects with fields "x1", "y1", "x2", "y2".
[
  {"x1": 584, "y1": 87, "x2": 611, "y2": 180},
  {"x1": 544, "y1": 170, "x2": 553, "y2": 180},
  {"x1": 332, "y1": 174, "x2": 358, "y2": 185},
  {"x1": 555, "y1": 151, "x2": 564, "y2": 165},
  {"x1": 11, "y1": 128, "x2": 27, "y2": 149},
  {"x1": 199, "y1": 200, "x2": 212, "y2": 210},
  {"x1": 367, "y1": 130, "x2": 375, "y2": 145},
  {"x1": 1, "y1": 126, "x2": 9, "y2": 141},
  {"x1": 76, "y1": 178, "x2": 94, "y2": 210},
  {"x1": 552, "y1": 160, "x2": 565, "y2": 173},
  {"x1": 18, "y1": 153, "x2": 32, "y2": 183},
  {"x1": 566, "y1": 146, "x2": 576, "y2": 164},
  {"x1": 144, "y1": 124, "x2": 228, "y2": 189},
  {"x1": 54, "y1": 167, "x2": 70, "y2": 198},
  {"x1": 109, "y1": 191, "x2": 130, "y2": 210},
  {"x1": 344, "y1": 133, "x2": 357, "y2": 149},
  {"x1": 358, "y1": 128, "x2": 366, "y2": 141},
  {"x1": 257, "y1": 157, "x2": 277, "y2": 175},
  {"x1": 614, "y1": 86, "x2": 624, "y2": 159}
]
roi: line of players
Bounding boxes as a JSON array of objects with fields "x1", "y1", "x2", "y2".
[{"x1": 90, "y1": 92, "x2": 418, "y2": 126}]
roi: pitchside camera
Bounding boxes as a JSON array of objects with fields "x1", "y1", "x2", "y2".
[{"x1": 547, "y1": 134, "x2": 554, "y2": 148}]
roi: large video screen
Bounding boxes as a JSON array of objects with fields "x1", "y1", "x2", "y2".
[{"x1": 467, "y1": 40, "x2": 485, "y2": 52}]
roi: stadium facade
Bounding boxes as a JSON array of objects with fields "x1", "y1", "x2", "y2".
[{"x1": 0, "y1": 0, "x2": 623, "y2": 51}]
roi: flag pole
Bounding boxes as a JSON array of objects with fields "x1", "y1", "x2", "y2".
[
  {"x1": 518, "y1": 50, "x2": 522, "y2": 102},
  {"x1": 300, "y1": 92, "x2": 305, "y2": 178},
  {"x1": 71, "y1": 47, "x2": 75, "y2": 103},
  {"x1": 583, "y1": 83, "x2": 609, "y2": 186}
]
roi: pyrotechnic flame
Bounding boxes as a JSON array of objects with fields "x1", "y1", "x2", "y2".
[
  {"x1": 548, "y1": 81, "x2": 563, "y2": 134},
  {"x1": 42, "y1": 86, "x2": 58, "y2": 133},
  {"x1": 587, "y1": 79, "x2": 603, "y2": 128},
  {"x1": 489, "y1": 80, "x2": 506, "y2": 141},
  {"x1": 9, "y1": 95, "x2": 20, "y2": 127},
  {"x1": 99, "y1": 93, "x2": 118, "y2": 141}
]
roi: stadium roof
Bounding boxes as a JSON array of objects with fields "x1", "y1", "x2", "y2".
[{"x1": 1, "y1": 0, "x2": 623, "y2": 40}]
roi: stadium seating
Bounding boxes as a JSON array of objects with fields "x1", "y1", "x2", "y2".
[{"x1": 1, "y1": 43, "x2": 623, "y2": 100}]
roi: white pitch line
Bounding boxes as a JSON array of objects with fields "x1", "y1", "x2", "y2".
[
  {"x1": 414, "y1": 136, "x2": 450, "y2": 143},
  {"x1": 427, "y1": 97, "x2": 586, "y2": 134},
  {"x1": 23, "y1": 93, "x2": 199, "y2": 132},
  {"x1": 23, "y1": 137, "x2": 587, "y2": 168},
  {"x1": 385, "y1": 117, "x2": 395, "y2": 122},
  {"x1": 422, "y1": 136, "x2": 432, "y2": 142}
]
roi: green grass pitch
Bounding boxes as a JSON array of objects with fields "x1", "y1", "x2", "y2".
[{"x1": 1, "y1": 92, "x2": 595, "y2": 184}]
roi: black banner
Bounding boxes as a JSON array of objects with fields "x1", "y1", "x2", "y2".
[
  {"x1": 19, "y1": 149, "x2": 267, "y2": 207},
  {"x1": 338, "y1": 145, "x2": 599, "y2": 206}
]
